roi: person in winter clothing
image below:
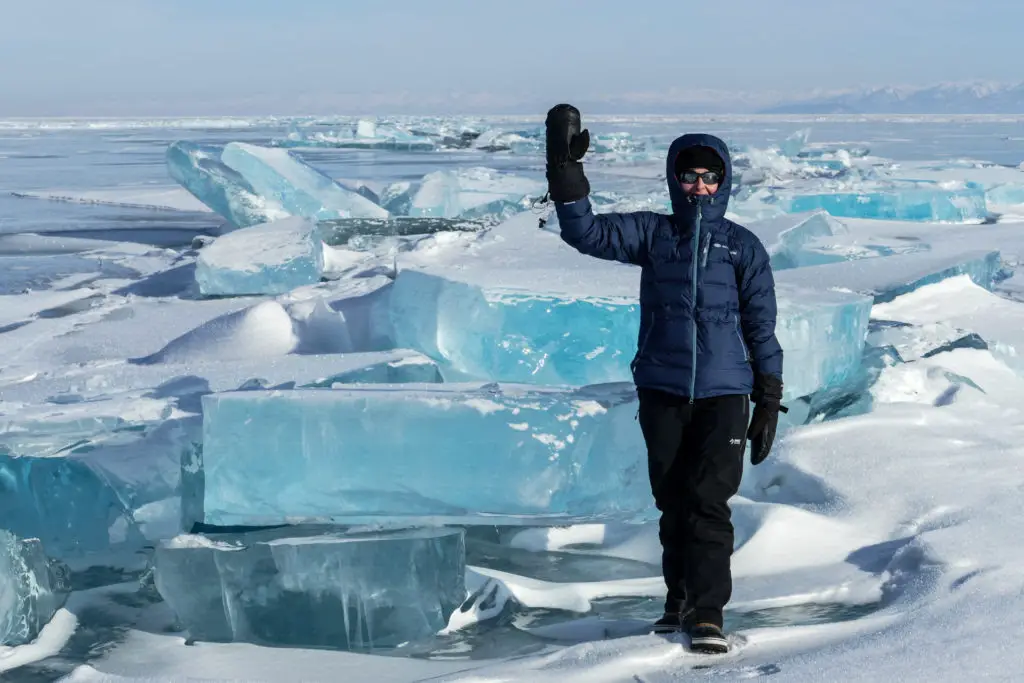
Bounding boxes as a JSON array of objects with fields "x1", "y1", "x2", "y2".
[{"x1": 545, "y1": 104, "x2": 785, "y2": 654}]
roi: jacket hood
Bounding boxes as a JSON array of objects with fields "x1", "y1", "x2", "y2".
[{"x1": 666, "y1": 133, "x2": 732, "y2": 228}]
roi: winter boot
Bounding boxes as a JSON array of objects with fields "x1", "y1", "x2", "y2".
[
  {"x1": 650, "y1": 596, "x2": 691, "y2": 634},
  {"x1": 687, "y1": 622, "x2": 729, "y2": 654}
]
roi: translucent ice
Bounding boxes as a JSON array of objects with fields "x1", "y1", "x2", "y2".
[
  {"x1": 406, "y1": 168, "x2": 543, "y2": 221},
  {"x1": 777, "y1": 248, "x2": 1002, "y2": 303},
  {"x1": 0, "y1": 446, "x2": 135, "y2": 558},
  {"x1": 189, "y1": 383, "x2": 651, "y2": 526},
  {"x1": 987, "y1": 183, "x2": 1024, "y2": 205},
  {"x1": 195, "y1": 217, "x2": 325, "y2": 296},
  {"x1": 782, "y1": 182, "x2": 989, "y2": 222},
  {"x1": 1, "y1": 530, "x2": 71, "y2": 646},
  {"x1": 381, "y1": 270, "x2": 871, "y2": 400},
  {"x1": 166, "y1": 141, "x2": 279, "y2": 228},
  {"x1": 774, "y1": 283, "x2": 873, "y2": 397},
  {"x1": 154, "y1": 527, "x2": 465, "y2": 650},
  {"x1": 779, "y1": 129, "x2": 810, "y2": 157},
  {"x1": 748, "y1": 211, "x2": 849, "y2": 270},
  {"x1": 220, "y1": 143, "x2": 389, "y2": 222}
]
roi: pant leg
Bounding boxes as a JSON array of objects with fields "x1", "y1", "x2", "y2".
[
  {"x1": 680, "y1": 394, "x2": 749, "y2": 627},
  {"x1": 637, "y1": 388, "x2": 692, "y2": 605}
]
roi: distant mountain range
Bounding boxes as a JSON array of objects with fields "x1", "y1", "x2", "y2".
[{"x1": 760, "y1": 82, "x2": 1024, "y2": 115}]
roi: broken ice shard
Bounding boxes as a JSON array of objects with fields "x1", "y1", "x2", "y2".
[
  {"x1": 776, "y1": 248, "x2": 1002, "y2": 303},
  {"x1": 189, "y1": 383, "x2": 651, "y2": 526},
  {"x1": 774, "y1": 283, "x2": 872, "y2": 396},
  {"x1": 1, "y1": 530, "x2": 71, "y2": 646},
  {"x1": 748, "y1": 211, "x2": 848, "y2": 270},
  {"x1": 219, "y1": 143, "x2": 390, "y2": 222},
  {"x1": 154, "y1": 527, "x2": 465, "y2": 650},
  {"x1": 167, "y1": 141, "x2": 278, "y2": 228},
  {"x1": 779, "y1": 128, "x2": 810, "y2": 157},
  {"x1": 195, "y1": 217, "x2": 325, "y2": 296},
  {"x1": 381, "y1": 270, "x2": 871, "y2": 400},
  {"x1": 0, "y1": 447, "x2": 134, "y2": 558},
  {"x1": 168, "y1": 141, "x2": 389, "y2": 227},
  {"x1": 405, "y1": 168, "x2": 543, "y2": 221},
  {"x1": 782, "y1": 182, "x2": 988, "y2": 222}
]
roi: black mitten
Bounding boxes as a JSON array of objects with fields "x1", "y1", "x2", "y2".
[
  {"x1": 748, "y1": 373, "x2": 786, "y2": 465},
  {"x1": 545, "y1": 104, "x2": 591, "y2": 202}
]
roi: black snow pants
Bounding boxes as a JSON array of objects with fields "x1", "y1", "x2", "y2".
[{"x1": 637, "y1": 388, "x2": 749, "y2": 628}]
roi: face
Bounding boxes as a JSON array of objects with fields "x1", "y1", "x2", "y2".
[{"x1": 679, "y1": 167, "x2": 720, "y2": 196}]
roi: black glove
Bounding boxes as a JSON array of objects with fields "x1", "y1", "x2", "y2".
[
  {"x1": 545, "y1": 104, "x2": 591, "y2": 203},
  {"x1": 747, "y1": 373, "x2": 787, "y2": 466}
]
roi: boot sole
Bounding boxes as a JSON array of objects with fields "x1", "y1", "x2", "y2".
[{"x1": 689, "y1": 634, "x2": 729, "y2": 654}]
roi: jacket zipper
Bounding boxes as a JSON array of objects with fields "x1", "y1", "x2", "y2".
[
  {"x1": 734, "y1": 314, "x2": 749, "y2": 361},
  {"x1": 689, "y1": 204, "x2": 701, "y2": 404}
]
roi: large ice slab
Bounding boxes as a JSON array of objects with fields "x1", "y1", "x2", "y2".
[
  {"x1": 195, "y1": 217, "x2": 325, "y2": 296},
  {"x1": 189, "y1": 383, "x2": 651, "y2": 526},
  {"x1": 166, "y1": 141, "x2": 283, "y2": 228},
  {"x1": 873, "y1": 275, "x2": 1024, "y2": 367},
  {"x1": 776, "y1": 248, "x2": 1002, "y2": 303},
  {"x1": 1, "y1": 530, "x2": 70, "y2": 646},
  {"x1": 380, "y1": 168, "x2": 544, "y2": 223},
  {"x1": 167, "y1": 141, "x2": 388, "y2": 227},
  {"x1": 987, "y1": 183, "x2": 1024, "y2": 206},
  {"x1": 0, "y1": 445, "x2": 137, "y2": 558},
  {"x1": 220, "y1": 143, "x2": 389, "y2": 222},
  {"x1": 748, "y1": 211, "x2": 849, "y2": 269},
  {"x1": 370, "y1": 213, "x2": 872, "y2": 398},
  {"x1": 781, "y1": 181, "x2": 988, "y2": 222},
  {"x1": 774, "y1": 283, "x2": 872, "y2": 398},
  {"x1": 385, "y1": 269, "x2": 640, "y2": 387},
  {"x1": 154, "y1": 527, "x2": 464, "y2": 650},
  {"x1": 381, "y1": 270, "x2": 871, "y2": 400}
]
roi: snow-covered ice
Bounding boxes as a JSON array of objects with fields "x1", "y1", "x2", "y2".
[
  {"x1": 2, "y1": 115, "x2": 1024, "y2": 681},
  {"x1": 195, "y1": 216, "x2": 325, "y2": 296}
]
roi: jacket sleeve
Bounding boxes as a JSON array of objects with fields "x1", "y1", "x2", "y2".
[
  {"x1": 555, "y1": 197, "x2": 654, "y2": 266},
  {"x1": 737, "y1": 235, "x2": 784, "y2": 381}
]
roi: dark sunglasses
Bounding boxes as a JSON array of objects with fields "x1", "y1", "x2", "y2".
[{"x1": 678, "y1": 170, "x2": 722, "y2": 185}]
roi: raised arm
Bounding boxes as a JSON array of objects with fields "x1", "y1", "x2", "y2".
[
  {"x1": 556, "y1": 198, "x2": 655, "y2": 265},
  {"x1": 545, "y1": 103, "x2": 653, "y2": 266}
]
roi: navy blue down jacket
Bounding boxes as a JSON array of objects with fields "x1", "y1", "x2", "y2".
[{"x1": 555, "y1": 133, "x2": 783, "y2": 399}]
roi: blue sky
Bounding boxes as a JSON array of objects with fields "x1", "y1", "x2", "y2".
[{"x1": 2, "y1": 0, "x2": 1021, "y2": 115}]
